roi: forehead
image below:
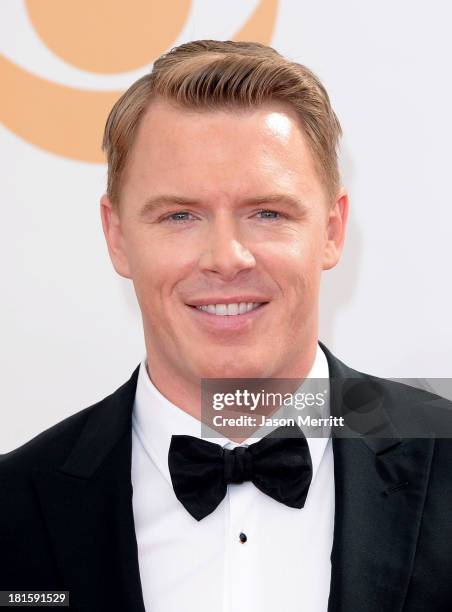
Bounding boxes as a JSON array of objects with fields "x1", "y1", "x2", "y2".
[{"x1": 121, "y1": 98, "x2": 323, "y2": 202}]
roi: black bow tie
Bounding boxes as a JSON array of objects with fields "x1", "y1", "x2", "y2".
[{"x1": 168, "y1": 424, "x2": 313, "y2": 521}]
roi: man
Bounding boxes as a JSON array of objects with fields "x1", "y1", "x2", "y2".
[{"x1": 1, "y1": 40, "x2": 451, "y2": 612}]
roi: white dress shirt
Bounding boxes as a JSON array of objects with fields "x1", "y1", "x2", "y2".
[{"x1": 131, "y1": 342, "x2": 335, "y2": 612}]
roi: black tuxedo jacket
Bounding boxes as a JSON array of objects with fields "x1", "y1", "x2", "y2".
[{"x1": 1, "y1": 343, "x2": 452, "y2": 611}]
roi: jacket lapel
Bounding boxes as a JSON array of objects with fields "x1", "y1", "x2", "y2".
[
  {"x1": 32, "y1": 366, "x2": 145, "y2": 612},
  {"x1": 320, "y1": 343, "x2": 435, "y2": 612}
]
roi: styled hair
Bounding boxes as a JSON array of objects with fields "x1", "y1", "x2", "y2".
[{"x1": 102, "y1": 40, "x2": 342, "y2": 208}]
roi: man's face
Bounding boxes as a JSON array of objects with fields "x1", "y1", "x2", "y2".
[{"x1": 101, "y1": 99, "x2": 347, "y2": 384}]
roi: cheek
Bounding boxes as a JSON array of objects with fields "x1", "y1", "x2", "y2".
[
  {"x1": 126, "y1": 227, "x2": 168, "y2": 278},
  {"x1": 121, "y1": 235, "x2": 164, "y2": 310},
  {"x1": 262, "y1": 231, "x2": 324, "y2": 301},
  {"x1": 126, "y1": 232, "x2": 197, "y2": 311}
]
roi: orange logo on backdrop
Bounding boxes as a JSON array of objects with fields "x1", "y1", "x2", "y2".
[{"x1": 0, "y1": 0, "x2": 278, "y2": 162}]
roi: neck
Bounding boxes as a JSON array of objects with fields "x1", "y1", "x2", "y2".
[{"x1": 144, "y1": 338, "x2": 319, "y2": 426}]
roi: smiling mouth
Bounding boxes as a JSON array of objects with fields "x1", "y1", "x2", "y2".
[{"x1": 187, "y1": 302, "x2": 268, "y2": 316}]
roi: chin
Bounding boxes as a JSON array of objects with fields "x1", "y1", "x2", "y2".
[{"x1": 197, "y1": 359, "x2": 265, "y2": 379}]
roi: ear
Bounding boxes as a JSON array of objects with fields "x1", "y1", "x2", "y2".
[
  {"x1": 100, "y1": 194, "x2": 132, "y2": 279},
  {"x1": 322, "y1": 188, "x2": 349, "y2": 271}
]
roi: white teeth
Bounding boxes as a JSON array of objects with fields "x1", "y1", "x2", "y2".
[
  {"x1": 216, "y1": 304, "x2": 228, "y2": 315},
  {"x1": 227, "y1": 303, "x2": 239, "y2": 315},
  {"x1": 195, "y1": 302, "x2": 263, "y2": 316},
  {"x1": 238, "y1": 302, "x2": 248, "y2": 315}
]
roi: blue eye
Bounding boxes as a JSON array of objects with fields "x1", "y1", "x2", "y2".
[
  {"x1": 255, "y1": 209, "x2": 282, "y2": 220},
  {"x1": 163, "y1": 211, "x2": 195, "y2": 223}
]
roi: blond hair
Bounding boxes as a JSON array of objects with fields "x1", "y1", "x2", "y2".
[{"x1": 102, "y1": 40, "x2": 342, "y2": 208}]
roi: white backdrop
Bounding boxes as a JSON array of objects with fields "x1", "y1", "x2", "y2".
[{"x1": 1, "y1": 0, "x2": 451, "y2": 453}]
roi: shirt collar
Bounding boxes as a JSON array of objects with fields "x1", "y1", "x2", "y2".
[{"x1": 132, "y1": 342, "x2": 331, "y2": 486}]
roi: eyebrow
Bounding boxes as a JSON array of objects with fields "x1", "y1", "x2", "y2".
[{"x1": 138, "y1": 194, "x2": 306, "y2": 217}]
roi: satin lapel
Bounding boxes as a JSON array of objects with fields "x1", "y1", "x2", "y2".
[
  {"x1": 32, "y1": 366, "x2": 145, "y2": 612},
  {"x1": 328, "y1": 435, "x2": 434, "y2": 612},
  {"x1": 319, "y1": 343, "x2": 435, "y2": 612}
]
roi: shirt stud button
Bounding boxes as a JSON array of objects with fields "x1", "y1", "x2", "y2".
[{"x1": 239, "y1": 532, "x2": 247, "y2": 543}]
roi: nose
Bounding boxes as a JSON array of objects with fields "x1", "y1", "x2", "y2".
[{"x1": 198, "y1": 214, "x2": 256, "y2": 280}]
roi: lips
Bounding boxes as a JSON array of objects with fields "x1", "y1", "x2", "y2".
[{"x1": 186, "y1": 301, "x2": 269, "y2": 332}]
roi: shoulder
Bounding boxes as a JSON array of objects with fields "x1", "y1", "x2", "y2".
[
  {"x1": 0, "y1": 402, "x2": 97, "y2": 480},
  {"x1": 0, "y1": 365, "x2": 140, "y2": 564},
  {"x1": 0, "y1": 402, "x2": 100, "y2": 544},
  {"x1": 0, "y1": 364, "x2": 140, "y2": 481},
  {"x1": 320, "y1": 341, "x2": 452, "y2": 438},
  {"x1": 355, "y1": 370, "x2": 452, "y2": 437}
]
